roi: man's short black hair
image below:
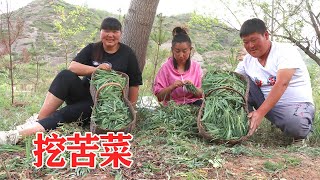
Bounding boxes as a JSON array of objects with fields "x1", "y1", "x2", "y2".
[{"x1": 240, "y1": 18, "x2": 267, "y2": 37}]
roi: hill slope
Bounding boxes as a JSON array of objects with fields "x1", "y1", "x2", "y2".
[
  {"x1": 4, "y1": 0, "x2": 239, "y2": 64},
  {"x1": 7, "y1": 0, "x2": 110, "y2": 63}
]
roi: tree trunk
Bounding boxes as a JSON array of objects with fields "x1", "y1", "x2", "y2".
[{"x1": 121, "y1": 0, "x2": 160, "y2": 72}]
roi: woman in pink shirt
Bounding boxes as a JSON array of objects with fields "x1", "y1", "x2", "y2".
[{"x1": 153, "y1": 27, "x2": 203, "y2": 105}]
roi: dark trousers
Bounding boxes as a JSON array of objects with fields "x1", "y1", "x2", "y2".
[
  {"x1": 247, "y1": 77, "x2": 315, "y2": 139},
  {"x1": 38, "y1": 70, "x2": 93, "y2": 130}
]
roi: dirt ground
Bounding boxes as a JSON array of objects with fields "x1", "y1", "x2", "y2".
[
  {"x1": 1, "y1": 144, "x2": 320, "y2": 180},
  {"x1": 218, "y1": 150, "x2": 320, "y2": 179},
  {"x1": 82, "y1": 148, "x2": 320, "y2": 180},
  {"x1": 1, "y1": 122, "x2": 319, "y2": 180}
]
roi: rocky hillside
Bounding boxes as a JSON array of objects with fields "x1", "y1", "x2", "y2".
[
  {"x1": 6, "y1": 0, "x2": 110, "y2": 64},
  {"x1": 3, "y1": 0, "x2": 240, "y2": 65}
]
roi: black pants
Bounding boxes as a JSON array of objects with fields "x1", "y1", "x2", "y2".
[{"x1": 38, "y1": 70, "x2": 93, "y2": 130}]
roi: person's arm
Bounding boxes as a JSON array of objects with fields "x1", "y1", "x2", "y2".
[
  {"x1": 68, "y1": 61, "x2": 112, "y2": 76},
  {"x1": 155, "y1": 80, "x2": 184, "y2": 102},
  {"x1": 68, "y1": 44, "x2": 94, "y2": 76},
  {"x1": 128, "y1": 86, "x2": 139, "y2": 107},
  {"x1": 248, "y1": 68, "x2": 296, "y2": 135},
  {"x1": 68, "y1": 61, "x2": 96, "y2": 76},
  {"x1": 235, "y1": 60, "x2": 247, "y2": 76}
]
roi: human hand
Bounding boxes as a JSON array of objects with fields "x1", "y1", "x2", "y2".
[
  {"x1": 97, "y1": 62, "x2": 112, "y2": 71},
  {"x1": 172, "y1": 80, "x2": 184, "y2": 89},
  {"x1": 183, "y1": 80, "x2": 193, "y2": 85},
  {"x1": 247, "y1": 110, "x2": 264, "y2": 136}
]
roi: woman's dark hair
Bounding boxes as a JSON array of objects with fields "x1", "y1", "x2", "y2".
[
  {"x1": 100, "y1": 17, "x2": 122, "y2": 31},
  {"x1": 171, "y1": 27, "x2": 192, "y2": 71},
  {"x1": 240, "y1": 18, "x2": 267, "y2": 37},
  {"x1": 92, "y1": 17, "x2": 122, "y2": 62}
]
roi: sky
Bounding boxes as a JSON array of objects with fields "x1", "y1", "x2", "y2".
[{"x1": 0, "y1": 0, "x2": 225, "y2": 16}]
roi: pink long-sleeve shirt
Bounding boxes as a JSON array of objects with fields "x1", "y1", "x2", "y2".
[{"x1": 153, "y1": 57, "x2": 203, "y2": 105}]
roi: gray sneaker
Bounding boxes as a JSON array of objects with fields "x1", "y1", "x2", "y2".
[
  {"x1": 0, "y1": 130, "x2": 20, "y2": 145},
  {"x1": 291, "y1": 138, "x2": 307, "y2": 148}
]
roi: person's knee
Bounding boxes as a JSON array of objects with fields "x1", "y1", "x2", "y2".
[
  {"x1": 284, "y1": 119, "x2": 311, "y2": 139},
  {"x1": 53, "y1": 70, "x2": 79, "y2": 86},
  {"x1": 57, "y1": 69, "x2": 77, "y2": 79}
]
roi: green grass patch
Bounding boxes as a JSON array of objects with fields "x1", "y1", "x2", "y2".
[
  {"x1": 263, "y1": 161, "x2": 286, "y2": 173},
  {"x1": 282, "y1": 154, "x2": 301, "y2": 167}
]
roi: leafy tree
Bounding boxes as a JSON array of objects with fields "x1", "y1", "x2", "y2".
[
  {"x1": 150, "y1": 13, "x2": 170, "y2": 82},
  {"x1": 223, "y1": 0, "x2": 320, "y2": 65},
  {"x1": 53, "y1": 5, "x2": 92, "y2": 68},
  {"x1": 28, "y1": 43, "x2": 42, "y2": 92},
  {"x1": 188, "y1": 13, "x2": 241, "y2": 61},
  {"x1": 0, "y1": 1, "x2": 24, "y2": 105}
]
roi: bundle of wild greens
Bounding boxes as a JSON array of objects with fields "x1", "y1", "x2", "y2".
[
  {"x1": 201, "y1": 89, "x2": 248, "y2": 140},
  {"x1": 200, "y1": 71, "x2": 249, "y2": 141},
  {"x1": 184, "y1": 83, "x2": 198, "y2": 95},
  {"x1": 202, "y1": 71, "x2": 246, "y2": 95},
  {"x1": 91, "y1": 69, "x2": 126, "y2": 90},
  {"x1": 91, "y1": 70, "x2": 131, "y2": 130},
  {"x1": 143, "y1": 101, "x2": 200, "y2": 137}
]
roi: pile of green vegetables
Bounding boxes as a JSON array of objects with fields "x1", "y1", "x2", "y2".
[
  {"x1": 91, "y1": 69, "x2": 126, "y2": 90},
  {"x1": 184, "y1": 83, "x2": 198, "y2": 95},
  {"x1": 202, "y1": 71, "x2": 246, "y2": 95},
  {"x1": 201, "y1": 71, "x2": 249, "y2": 141},
  {"x1": 91, "y1": 69, "x2": 131, "y2": 130},
  {"x1": 143, "y1": 101, "x2": 200, "y2": 137}
]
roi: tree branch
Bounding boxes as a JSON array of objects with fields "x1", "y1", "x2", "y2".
[
  {"x1": 218, "y1": 0, "x2": 241, "y2": 27},
  {"x1": 249, "y1": 0, "x2": 259, "y2": 17},
  {"x1": 306, "y1": 0, "x2": 320, "y2": 46},
  {"x1": 275, "y1": 34, "x2": 320, "y2": 66}
]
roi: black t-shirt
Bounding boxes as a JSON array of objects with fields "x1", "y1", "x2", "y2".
[{"x1": 73, "y1": 43, "x2": 142, "y2": 86}]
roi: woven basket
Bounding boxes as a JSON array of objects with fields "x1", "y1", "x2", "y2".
[
  {"x1": 197, "y1": 72, "x2": 251, "y2": 145},
  {"x1": 90, "y1": 82, "x2": 136, "y2": 134},
  {"x1": 90, "y1": 70, "x2": 130, "y2": 101},
  {"x1": 203, "y1": 71, "x2": 249, "y2": 97}
]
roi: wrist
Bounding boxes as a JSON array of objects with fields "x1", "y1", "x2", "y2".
[
  {"x1": 169, "y1": 84, "x2": 176, "y2": 91},
  {"x1": 256, "y1": 108, "x2": 267, "y2": 117}
]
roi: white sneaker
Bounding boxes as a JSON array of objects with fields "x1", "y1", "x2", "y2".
[
  {"x1": 16, "y1": 113, "x2": 39, "y2": 131},
  {"x1": 25, "y1": 113, "x2": 39, "y2": 123},
  {"x1": 0, "y1": 130, "x2": 20, "y2": 145}
]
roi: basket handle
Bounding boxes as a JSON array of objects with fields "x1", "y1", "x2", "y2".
[
  {"x1": 205, "y1": 86, "x2": 248, "y2": 113},
  {"x1": 94, "y1": 82, "x2": 124, "y2": 104}
]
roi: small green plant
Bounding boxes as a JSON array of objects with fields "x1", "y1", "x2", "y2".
[
  {"x1": 227, "y1": 47, "x2": 239, "y2": 70},
  {"x1": 75, "y1": 167, "x2": 91, "y2": 177},
  {"x1": 282, "y1": 155, "x2": 301, "y2": 167},
  {"x1": 228, "y1": 145, "x2": 251, "y2": 156},
  {"x1": 0, "y1": 144, "x2": 24, "y2": 153},
  {"x1": 175, "y1": 171, "x2": 207, "y2": 180},
  {"x1": 149, "y1": 13, "x2": 170, "y2": 84},
  {"x1": 24, "y1": 136, "x2": 33, "y2": 165},
  {"x1": 263, "y1": 161, "x2": 286, "y2": 173}
]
